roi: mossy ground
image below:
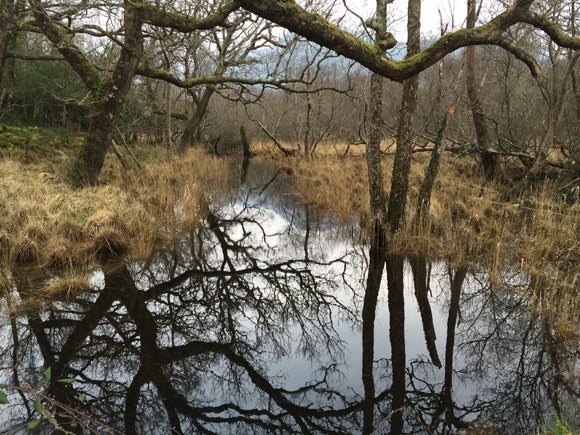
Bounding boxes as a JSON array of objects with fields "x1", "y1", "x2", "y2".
[{"x1": 0, "y1": 124, "x2": 83, "y2": 167}]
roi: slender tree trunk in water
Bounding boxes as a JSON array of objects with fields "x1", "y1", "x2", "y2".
[
  {"x1": 466, "y1": 0, "x2": 502, "y2": 180},
  {"x1": 386, "y1": 254, "x2": 406, "y2": 434},
  {"x1": 361, "y1": 3, "x2": 392, "y2": 432},
  {"x1": 442, "y1": 267, "x2": 467, "y2": 422},
  {"x1": 362, "y1": 228, "x2": 386, "y2": 434},
  {"x1": 410, "y1": 256, "x2": 441, "y2": 368},
  {"x1": 386, "y1": 0, "x2": 421, "y2": 233}
]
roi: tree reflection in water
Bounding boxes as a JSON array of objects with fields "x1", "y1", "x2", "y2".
[{"x1": 1, "y1": 166, "x2": 578, "y2": 434}]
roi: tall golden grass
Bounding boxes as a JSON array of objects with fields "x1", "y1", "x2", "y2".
[
  {"x1": 0, "y1": 148, "x2": 229, "y2": 306},
  {"x1": 1, "y1": 140, "x2": 577, "y2": 339},
  {"x1": 256, "y1": 140, "x2": 578, "y2": 341}
]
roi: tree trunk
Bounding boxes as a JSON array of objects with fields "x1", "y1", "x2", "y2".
[
  {"x1": 366, "y1": 72, "x2": 388, "y2": 226},
  {"x1": 365, "y1": 0, "x2": 390, "y2": 232},
  {"x1": 415, "y1": 105, "x2": 456, "y2": 228},
  {"x1": 179, "y1": 86, "x2": 215, "y2": 150},
  {"x1": 386, "y1": 0, "x2": 421, "y2": 233},
  {"x1": 304, "y1": 68, "x2": 313, "y2": 159},
  {"x1": 69, "y1": 2, "x2": 144, "y2": 186},
  {"x1": 466, "y1": 0, "x2": 502, "y2": 180},
  {"x1": 361, "y1": 3, "x2": 391, "y2": 432},
  {"x1": 0, "y1": 0, "x2": 22, "y2": 111},
  {"x1": 0, "y1": 0, "x2": 14, "y2": 73}
]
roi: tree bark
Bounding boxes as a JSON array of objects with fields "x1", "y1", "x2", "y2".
[
  {"x1": 367, "y1": 72, "x2": 388, "y2": 226},
  {"x1": 361, "y1": 3, "x2": 390, "y2": 432},
  {"x1": 415, "y1": 105, "x2": 456, "y2": 228},
  {"x1": 179, "y1": 86, "x2": 215, "y2": 150},
  {"x1": 386, "y1": 0, "x2": 421, "y2": 233},
  {"x1": 0, "y1": 0, "x2": 14, "y2": 73},
  {"x1": 69, "y1": 1, "x2": 144, "y2": 186},
  {"x1": 365, "y1": 0, "x2": 390, "y2": 235},
  {"x1": 466, "y1": 0, "x2": 503, "y2": 180}
]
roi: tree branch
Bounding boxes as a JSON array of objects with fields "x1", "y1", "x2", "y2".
[
  {"x1": 133, "y1": 1, "x2": 240, "y2": 32},
  {"x1": 28, "y1": 0, "x2": 101, "y2": 90},
  {"x1": 235, "y1": 0, "x2": 580, "y2": 81},
  {"x1": 520, "y1": 10, "x2": 580, "y2": 49}
]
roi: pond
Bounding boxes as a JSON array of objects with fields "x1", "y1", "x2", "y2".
[{"x1": 0, "y1": 160, "x2": 578, "y2": 434}]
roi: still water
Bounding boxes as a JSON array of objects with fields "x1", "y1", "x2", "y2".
[{"x1": 0, "y1": 161, "x2": 578, "y2": 434}]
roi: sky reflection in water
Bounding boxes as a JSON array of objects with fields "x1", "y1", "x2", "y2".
[{"x1": 0, "y1": 161, "x2": 578, "y2": 434}]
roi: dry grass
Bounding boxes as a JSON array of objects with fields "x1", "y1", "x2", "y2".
[
  {"x1": 1, "y1": 139, "x2": 577, "y2": 337},
  {"x1": 258, "y1": 141, "x2": 578, "y2": 340},
  {"x1": 0, "y1": 147, "x2": 230, "y2": 306},
  {"x1": 40, "y1": 276, "x2": 91, "y2": 301}
]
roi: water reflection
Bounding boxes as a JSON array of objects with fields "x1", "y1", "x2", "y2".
[{"x1": 0, "y1": 163, "x2": 578, "y2": 434}]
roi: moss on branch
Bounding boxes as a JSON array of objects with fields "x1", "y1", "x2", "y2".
[{"x1": 237, "y1": 0, "x2": 579, "y2": 82}]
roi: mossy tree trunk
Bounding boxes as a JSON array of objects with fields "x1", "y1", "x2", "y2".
[
  {"x1": 69, "y1": 2, "x2": 144, "y2": 186},
  {"x1": 386, "y1": 0, "x2": 421, "y2": 233},
  {"x1": 28, "y1": 0, "x2": 237, "y2": 186},
  {"x1": 0, "y1": 0, "x2": 25, "y2": 111},
  {"x1": 29, "y1": 0, "x2": 141, "y2": 186},
  {"x1": 0, "y1": 0, "x2": 14, "y2": 73}
]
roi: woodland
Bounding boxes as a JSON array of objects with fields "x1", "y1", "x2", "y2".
[{"x1": 0, "y1": 0, "x2": 579, "y2": 433}]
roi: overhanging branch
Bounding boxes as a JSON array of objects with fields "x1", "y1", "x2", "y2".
[{"x1": 235, "y1": 0, "x2": 580, "y2": 81}]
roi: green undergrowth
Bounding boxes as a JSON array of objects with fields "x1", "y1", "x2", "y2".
[
  {"x1": 541, "y1": 418, "x2": 580, "y2": 435},
  {"x1": 0, "y1": 124, "x2": 83, "y2": 167}
]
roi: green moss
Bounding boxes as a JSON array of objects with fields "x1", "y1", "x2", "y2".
[
  {"x1": 0, "y1": 124, "x2": 83, "y2": 164},
  {"x1": 541, "y1": 418, "x2": 580, "y2": 435}
]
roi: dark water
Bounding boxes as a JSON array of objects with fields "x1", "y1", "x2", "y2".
[{"x1": 0, "y1": 161, "x2": 578, "y2": 434}]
